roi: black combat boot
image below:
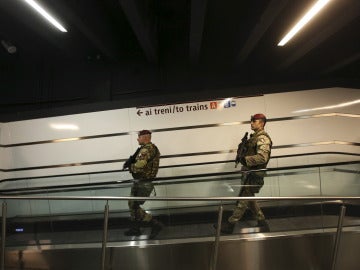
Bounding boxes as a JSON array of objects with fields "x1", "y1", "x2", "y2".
[
  {"x1": 149, "y1": 219, "x2": 163, "y2": 239},
  {"x1": 124, "y1": 221, "x2": 141, "y2": 236},
  {"x1": 257, "y1": 219, "x2": 270, "y2": 232},
  {"x1": 213, "y1": 221, "x2": 235, "y2": 234},
  {"x1": 220, "y1": 221, "x2": 235, "y2": 234}
]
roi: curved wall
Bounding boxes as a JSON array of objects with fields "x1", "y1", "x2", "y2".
[{"x1": 0, "y1": 87, "x2": 359, "y2": 217}]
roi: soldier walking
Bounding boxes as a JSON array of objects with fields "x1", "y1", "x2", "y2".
[
  {"x1": 222, "y1": 113, "x2": 272, "y2": 233},
  {"x1": 123, "y1": 130, "x2": 163, "y2": 239}
]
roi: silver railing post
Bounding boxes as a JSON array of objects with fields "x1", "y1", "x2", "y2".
[
  {"x1": 101, "y1": 201, "x2": 109, "y2": 270},
  {"x1": 331, "y1": 204, "x2": 346, "y2": 270},
  {"x1": 212, "y1": 202, "x2": 223, "y2": 270},
  {"x1": 1, "y1": 201, "x2": 7, "y2": 270}
]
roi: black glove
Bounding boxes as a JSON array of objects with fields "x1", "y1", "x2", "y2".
[
  {"x1": 123, "y1": 147, "x2": 141, "y2": 170},
  {"x1": 122, "y1": 156, "x2": 132, "y2": 170},
  {"x1": 240, "y1": 157, "x2": 247, "y2": 166}
]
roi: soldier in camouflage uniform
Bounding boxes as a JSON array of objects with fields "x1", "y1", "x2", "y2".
[
  {"x1": 222, "y1": 113, "x2": 272, "y2": 233},
  {"x1": 123, "y1": 130, "x2": 163, "y2": 239}
]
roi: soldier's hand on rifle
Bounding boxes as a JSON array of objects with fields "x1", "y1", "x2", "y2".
[
  {"x1": 122, "y1": 157, "x2": 132, "y2": 170},
  {"x1": 240, "y1": 156, "x2": 247, "y2": 166},
  {"x1": 123, "y1": 147, "x2": 141, "y2": 171},
  {"x1": 235, "y1": 132, "x2": 248, "y2": 168}
]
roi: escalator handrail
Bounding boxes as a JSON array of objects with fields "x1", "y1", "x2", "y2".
[{"x1": 0, "y1": 160, "x2": 359, "y2": 195}]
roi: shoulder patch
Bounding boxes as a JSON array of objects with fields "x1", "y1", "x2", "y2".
[
  {"x1": 138, "y1": 148, "x2": 150, "y2": 160},
  {"x1": 257, "y1": 135, "x2": 270, "y2": 144}
]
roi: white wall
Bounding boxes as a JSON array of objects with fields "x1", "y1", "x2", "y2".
[{"x1": 1, "y1": 87, "x2": 359, "y2": 217}]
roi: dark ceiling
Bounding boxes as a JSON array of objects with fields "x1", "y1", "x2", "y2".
[{"x1": 0, "y1": 0, "x2": 359, "y2": 120}]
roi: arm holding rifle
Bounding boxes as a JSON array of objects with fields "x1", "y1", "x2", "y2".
[
  {"x1": 235, "y1": 132, "x2": 248, "y2": 168},
  {"x1": 123, "y1": 147, "x2": 142, "y2": 170}
]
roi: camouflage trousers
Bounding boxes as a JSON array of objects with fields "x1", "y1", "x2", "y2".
[
  {"x1": 228, "y1": 173, "x2": 265, "y2": 224},
  {"x1": 128, "y1": 181, "x2": 154, "y2": 222}
]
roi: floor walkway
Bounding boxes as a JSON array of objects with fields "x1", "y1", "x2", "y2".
[{"x1": 5, "y1": 215, "x2": 360, "y2": 249}]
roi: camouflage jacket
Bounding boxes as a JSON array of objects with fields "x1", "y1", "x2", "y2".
[
  {"x1": 243, "y1": 129, "x2": 272, "y2": 170},
  {"x1": 130, "y1": 142, "x2": 160, "y2": 179}
]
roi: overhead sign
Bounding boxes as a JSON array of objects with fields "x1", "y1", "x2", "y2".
[{"x1": 136, "y1": 98, "x2": 237, "y2": 117}]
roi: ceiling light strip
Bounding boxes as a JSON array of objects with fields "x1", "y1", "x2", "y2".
[
  {"x1": 278, "y1": 0, "x2": 332, "y2": 46},
  {"x1": 22, "y1": 0, "x2": 67, "y2": 32}
]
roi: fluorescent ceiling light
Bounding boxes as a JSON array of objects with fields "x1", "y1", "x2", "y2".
[
  {"x1": 292, "y1": 99, "x2": 360, "y2": 113},
  {"x1": 22, "y1": 0, "x2": 67, "y2": 32},
  {"x1": 54, "y1": 138, "x2": 80, "y2": 143},
  {"x1": 50, "y1": 124, "x2": 79, "y2": 130},
  {"x1": 278, "y1": 0, "x2": 332, "y2": 46}
]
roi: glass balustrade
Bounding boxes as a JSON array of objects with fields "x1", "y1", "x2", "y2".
[{"x1": 1, "y1": 161, "x2": 359, "y2": 248}]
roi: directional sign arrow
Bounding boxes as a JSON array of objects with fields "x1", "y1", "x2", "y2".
[{"x1": 137, "y1": 110, "x2": 143, "y2": 116}]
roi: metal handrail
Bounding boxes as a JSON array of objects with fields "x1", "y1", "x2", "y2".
[
  {"x1": 0, "y1": 195, "x2": 359, "y2": 201},
  {"x1": 331, "y1": 205, "x2": 346, "y2": 270},
  {"x1": 1, "y1": 160, "x2": 358, "y2": 196},
  {"x1": 101, "y1": 201, "x2": 109, "y2": 270},
  {"x1": 212, "y1": 203, "x2": 223, "y2": 270},
  {"x1": 1, "y1": 158, "x2": 358, "y2": 184},
  {"x1": 1, "y1": 196, "x2": 360, "y2": 270},
  {"x1": 1, "y1": 202, "x2": 6, "y2": 270}
]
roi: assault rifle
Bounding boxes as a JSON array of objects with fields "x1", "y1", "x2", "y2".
[
  {"x1": 235, "y1": 132, "x2": 248, "y2": 168},
  {"x1": 123, "y1": 147, "x2": 142, "y2": 170}
]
